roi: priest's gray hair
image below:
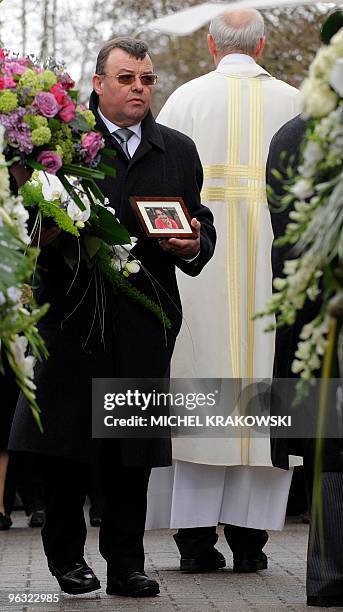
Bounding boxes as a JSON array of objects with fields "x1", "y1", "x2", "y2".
[{"x1": 209, "y1": 9, "x2": 265, "y2": 56}]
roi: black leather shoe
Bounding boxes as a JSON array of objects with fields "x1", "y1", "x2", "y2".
[
  {"x1": 28, "y1": 510, "x2": 45, "y2": 528},
  {"x1": 106, "y1": 571, "x2": 160, "y2": 597},
  {"x1": 48, "y1": 559, "x2": 101, "y2": 594},
  {"x1": 0, "y1": 512, "x2": 12, "y2": 530},
  {"x1": 180, "y1": 548, "x2": 226, "y2": 572},
  {"x1": 307, "y1": 596, "x2": 343, "y2": 607},
  {"x1": 233, "y1": 552, "x2": 268, "y2": 572}
]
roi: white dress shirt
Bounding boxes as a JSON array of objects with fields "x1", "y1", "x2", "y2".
[{"x1": 98, "y1": 107, "x2": 141, "y2": 158}]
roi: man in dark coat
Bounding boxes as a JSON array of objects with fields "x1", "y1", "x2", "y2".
[
  {"x1": 9, "y1": 37, "x2": 216, "y2": 597},
  {"x1": 268, "y1": 115, "x2": 343, "y2": 607}
]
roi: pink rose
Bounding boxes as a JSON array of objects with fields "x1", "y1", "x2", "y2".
[
  {"x1": 33, "y1": 92, "x2": 60, "y2": 118},
  {"x1": 59, "y1": 101, "x2": 75, "y2": 123},
  {"x1": 81, "y1": 131, "x2": 104, "y2": 163},
  {"x1": 37, "y1": 150, "x2": 63, "y2": 174}
]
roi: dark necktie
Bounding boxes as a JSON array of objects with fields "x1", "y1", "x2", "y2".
[{"x1": 113, "y1": 128, "x2": 134, "y2": 159}]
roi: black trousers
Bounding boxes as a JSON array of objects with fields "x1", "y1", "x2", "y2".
[
  {"x1": 40, "y1": 452, "x2": 151, "y2": 575},
  {"x1": 306, "y1": 472, "x2": 343, "y2": 604},
  {"x1": 174, "y1": 525, "x2": 268, "y2": 558}
]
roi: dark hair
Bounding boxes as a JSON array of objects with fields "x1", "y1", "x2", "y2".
[{"x1": 95, "y1": 37, "x2": 149, "y2": 74}]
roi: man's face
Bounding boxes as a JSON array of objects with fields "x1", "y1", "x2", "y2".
[{"x1": 93, "y1": 49, "x2": 154, "y2": 127}]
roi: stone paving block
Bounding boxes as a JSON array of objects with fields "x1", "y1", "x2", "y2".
[{"x1": 1, "y1": 513, "x2": 338, "y2": 611}]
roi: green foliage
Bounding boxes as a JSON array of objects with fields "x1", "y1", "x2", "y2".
[
  {"x1": 95, "y1": 244, "x2": 172, "y2": 329},
  {"x1": 20, "y1": 179, "x2": 80, "y2": 236}
]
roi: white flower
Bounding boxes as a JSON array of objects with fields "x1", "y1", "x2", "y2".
[
  {"x1": 310, "y1": 47, "x2": 339, "y2": 79},
  {"x1": 40, "y1": 172, "x2": 69, "y2": 204},
  {"x1": 113, "y1": 238, "x2": 137, "y2": 262},
  {"x1": 283, "y1": 259, "x2": 298, "y2": 276},
  {"x1": 0, "y1": 291, "x2": 6, "y2": 306},
  {"x1": 7, "y1": 286, "x2": 22, "y2": 303},
  {"x1": 9, "y1": 335, "x2": 36, "y2": 380},
  {"x1": 291, "y1": 178, "x2": 314, "y2": 200},
  {"x1": 124, "y1": 260, "x2": 140, "y2": 274},
  {"x1": 330, "y1": 58, "x2": 343, "y2": 97},
  {"x1": 112, "y1": 237, "x2": 140, "y2": 274},
  {"x1": 301, "y1": 78, "x2": 338, "y2": 119},
  {"x1": 67, "y1": 199, "x2": 91, "y2": 223},
  {"x1": 291, "y1": 360, "x2": 304, "y2": 374},
  {"x1": 273, "y1": 277, "x2": 287, "y2": 291},
  {"x1": 303, "y1": 140, "x2": 324, "y2": 165}
]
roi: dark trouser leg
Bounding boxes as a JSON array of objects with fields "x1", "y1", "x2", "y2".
[
  {"x1": 99, "y1": 463, "x2": 151, "y2": 575},
  {"x1": 306, "y1": 472, "x2": 343, "y2": 606},
  {"x1": 88, "y1": 463, "x2": 104, "y2": 518},
  {"x1": 3, "y1": 453, "x2": 16, "y2": 515},
  {"x1": 224, "y1": 524, "x2": 269, "y2": 556},
  {"x1": 174, "y1": 527, "x2": 218, "y2": 558},
  {"x1": 13, "y1": 452, "x2": 45, "y2": 514},
  {"x1": 40, "y1": 456, "x2": 88, "y2": 566}
]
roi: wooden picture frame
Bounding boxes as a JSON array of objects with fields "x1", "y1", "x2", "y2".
[{"x1": 129, "y1": 196, "x2": 197, "y2": 239}]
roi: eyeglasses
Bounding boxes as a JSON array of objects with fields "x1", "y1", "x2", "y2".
[{"x1": 102, "y1": 73, "x2": 158, "y2": 86}]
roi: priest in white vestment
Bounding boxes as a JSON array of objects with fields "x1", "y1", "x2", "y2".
[{"x1": 147, "y1": 8, "x2": 302, "y2": 572}]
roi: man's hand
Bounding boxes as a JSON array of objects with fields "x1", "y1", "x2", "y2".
[{"x1": 158, "y1": 218, "x2": 201, "y2": 259}]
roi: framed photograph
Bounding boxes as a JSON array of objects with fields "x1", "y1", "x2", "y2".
[{"x1": 129, "y1": 196, "x2": 197, "y2": 239}]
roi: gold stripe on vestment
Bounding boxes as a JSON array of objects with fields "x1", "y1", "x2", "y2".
[
  {"x1": 226, "y1": 77, "x2": 243, "y2": 463},
  {"x1": 245, "y1": 79, "x2": 265, "y2": 464}
]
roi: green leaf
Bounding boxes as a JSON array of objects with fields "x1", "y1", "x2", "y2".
[
  {"x1": 84, "y1": 235, "x2": 102, "y2": 259},
  {"x1": 57, "y1": 173, "x2": 86, "y2": 211},
  {"x1": 102, "y1": 147, "x2": 117, "y2": 158},
  {"x1": 98, "y1": 162, "x2": 116, "y2": 178},
  {"x1": 26, "y1": 159, "x2": 45, "y2": 172},
  {"x1": 60, "y1": 163, "x2": 105, "y2": 180},
  {"x1": 92, "y1": 204, "x2": 131, "y2": 245},
  {"x1": 87, "y1": 179, "x2": 106, "y2": 204},
  {"x1": 48, "y1": 118, "x2": 61, "y2": 132},
  {"x1": 68, "y1": 89, "x2": 78, "y2": 101}
]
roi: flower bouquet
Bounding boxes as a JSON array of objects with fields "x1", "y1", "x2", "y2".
[
  {"x1": 0, "y1": 47, "x2": 115, "y2": 212},
  {"x1": 0, "y1": 125, "x2": 48, "y2": 428},
  {"x1": 258, "y1": 17, "x2": 343, "y2": 391},
  {"x1": 0, "y1": 49, "x2": 171, "y2": 331}
]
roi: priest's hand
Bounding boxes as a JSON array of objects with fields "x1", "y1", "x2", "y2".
[{"x1": 158, "y1": 218, "x2": 201, "y2": 260}]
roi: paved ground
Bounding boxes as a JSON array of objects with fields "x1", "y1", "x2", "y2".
[{"x1": 0, "y1": 513, "x2": 341, "y2": 612}]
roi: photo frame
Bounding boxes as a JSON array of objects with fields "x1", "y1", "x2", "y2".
[{"x1": 129, "y1": 196, "x2": 197, "y2": 239}]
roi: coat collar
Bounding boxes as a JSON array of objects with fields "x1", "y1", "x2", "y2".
[
  {"x1": 214, "y1": 62, "x2": 273, "y2": 79},
  {"x1": 88, "y1": 91, "x2": 165, "y2": 155}
]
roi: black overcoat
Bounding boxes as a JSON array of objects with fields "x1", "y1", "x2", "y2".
[
  {"x1": 9, "y1": 94, "x2": 216, "y2": 466},
  {"x1": 268, "y1": 115, "x2": 342, "y2": 472}
]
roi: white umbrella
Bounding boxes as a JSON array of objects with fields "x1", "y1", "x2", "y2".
[{"x1": 144, "y1": 0, "x2": 342, "y2": 36}]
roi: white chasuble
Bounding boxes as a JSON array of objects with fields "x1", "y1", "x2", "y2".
[{"x1": 157, "y1": 62, "x2": 301, "y2": 467}]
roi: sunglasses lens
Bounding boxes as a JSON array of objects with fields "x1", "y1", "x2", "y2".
[
  {"x1": 118, "y1": 74, "x2": 135, "y2": 84},
  {"x1": 140, "y1": 75, "x2": 157, "y2": 85},
  {"x1": 116, "y1": 74, "x2": 157, "y2": 85}
]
